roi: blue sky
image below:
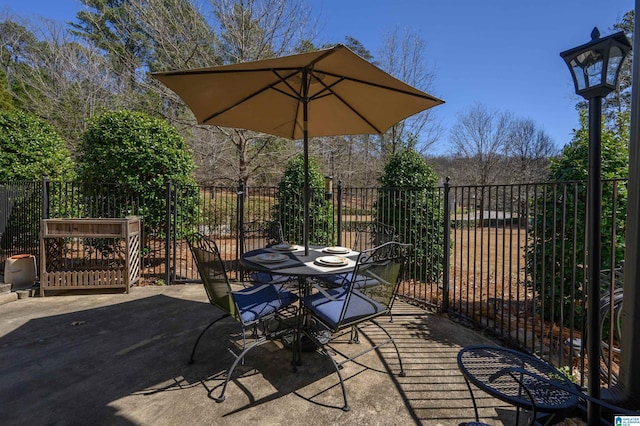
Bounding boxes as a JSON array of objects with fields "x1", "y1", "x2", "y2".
[{"x1": 1, "y1": 0, "x2": 634, "y2": 154}]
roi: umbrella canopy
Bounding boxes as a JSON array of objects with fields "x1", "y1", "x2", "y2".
[{"x1": 153, "y1": 44, "x2": 444, "y2": 253}]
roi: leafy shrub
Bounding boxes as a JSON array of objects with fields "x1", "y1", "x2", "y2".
[
  {"x1": 527, "y1": 110, "x2": 628, "y2": 325},
  {"x1": 0, "y1": 110, "x2": 74, "y2": 251},
  {"x1": 76, "y1": 111, "x2": 199, "y2": 235},
  {"x1": 377, "y1": 149, "x2": 444, "y2": 283},
  {"x1": 0, "y1": 109, "x2": 74, "y2": 181},
  {"x1": 273, "y1": 154, "x2": 332, "y2": 245}
]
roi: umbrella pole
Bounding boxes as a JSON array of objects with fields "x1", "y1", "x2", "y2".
[
  {"x1": 303, "y1": 69, "x2": 310, "y2": 256},
  {"x1": 303, "y1": 135, "x2": 309, "y2": 255}
]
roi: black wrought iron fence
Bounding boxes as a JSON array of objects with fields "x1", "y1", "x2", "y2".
[
  {"x1": 0, "y1": 177, "x2": 627, "y2": 388},
  {"x1": 446, "y1": 179, "x2": 626, "y2": 388},
  {"x1": 0, "y1": 181, "x2": 40, "y2": 257}
]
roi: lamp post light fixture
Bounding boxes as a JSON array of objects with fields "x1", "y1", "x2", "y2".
[
  {"x1": 561, "y1": 27, "x2": 631, "y2": 98},
  {"x1": 560, "y1": 27, "x2": 631, "y2": 423}
]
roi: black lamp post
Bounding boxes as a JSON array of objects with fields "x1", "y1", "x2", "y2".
[{"x1": 560, "y1": 27, "x2": 631, "y2": 424}]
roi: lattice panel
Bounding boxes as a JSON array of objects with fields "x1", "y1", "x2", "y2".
[{"x1": 128, "y1": 233, "x2": 140, "y2": 285}]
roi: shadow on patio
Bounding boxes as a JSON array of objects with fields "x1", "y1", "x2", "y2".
[{"x1": 0, "y1": 285, "x2": 568, "y2": 425}]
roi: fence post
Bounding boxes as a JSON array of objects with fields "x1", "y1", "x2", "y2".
[
  {"x1": 237, "y1": 181, "x2": 245, "y2": 257},
  {"x1": 172, "y1": 183, "x2": 178, "y2": 283},
  {"x1": 442, "y1": 177, "x2": 451, "y2": 313},
  {"x1": 165, "y1": 178, "x2": 172, "y2": 285},
  {"x1": 337, "y1": 180, "x2": 343, "y2": 246},
  {"x1": 41, "y1": 175, "x2": 49, "y2": 219}
]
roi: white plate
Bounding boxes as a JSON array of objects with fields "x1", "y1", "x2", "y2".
[
  {"x1": 272, "y1": 243, "x2": 297, "y2": 251},
  {"x1": 323, "y1": 246, "x2": 350, "y2": 254},
  {"x1": 256, "y1": 253, "x2": 288, "y2": 263},
  {"x1": 315, "y1": 255, "x2": 348, "y2": 266}
]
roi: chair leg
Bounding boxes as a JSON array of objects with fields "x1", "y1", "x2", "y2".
[
  {"x1": 213, "y1": 336, "x2": 268, "y2": 402},
  {"x1": 320, "y1": 346, "x2": 351, "y2": 412},
  {"x1": 315, "y1": 320, "x2": 404, "y2": 411},
  {"x1": 349, "y1": 326, "x2": 359, "y2": 344},
  {"x1": 372, "y1": 319, "x2": 405, "y2": 376},
  {"x1": 189, "y1": 313, "x2": 230, "y2": 364}
]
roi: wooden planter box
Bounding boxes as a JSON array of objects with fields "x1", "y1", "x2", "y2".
[{"x1": 40, "y1": 217, "x2": 141, "y2": 296}]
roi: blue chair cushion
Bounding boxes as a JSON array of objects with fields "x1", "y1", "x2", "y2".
[
  {"x1": 272, "y1": 284, "x2": 299, "y2": 305},
  {"x1": 303, "y1": 288, "x2": 386, "y2": 329},
  {"x1": 317, "y1": 272, "x2": 379, "y2": 289},
  {"x1": 234, "y1": 284, "x2": 298, "y2": 324},
  {"x1": 250, "y1": 271, "x2": 291, "y2": 285}
]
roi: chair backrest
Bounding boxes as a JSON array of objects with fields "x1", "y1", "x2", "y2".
[
  {"x1": 241, "y1": 220, "x2": 284, "y2": 254},
  {"x1": 338, "y1": 241, "x2": 412, "y2": 326},
  {"x1": 352, "y1": 221, "x2": 396, "y2": 252},
  {"x1": 187, "y1": 233, "x2": 237, "y2": 319}
]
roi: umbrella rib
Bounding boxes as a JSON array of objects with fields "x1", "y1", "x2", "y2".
[
  {"x1": 327, "y1": 91, "x2": 382, "y2": 134},
  {"x1": 310, "y1": 75, "x2": 384, "y2": 134},
  {"x1": 201, "y1": 85, "x2": 268, "y2": 123},
  {"x1": 201, "y1": 70, "x2": 300, "y2": 124},
  {"x1": 317, "y1": 70, "x2": 442, "y2": 102},
  {"x1": 273, "y1": 69, "x2": 303, "y2": 98}
]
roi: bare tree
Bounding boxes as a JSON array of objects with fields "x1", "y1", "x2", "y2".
[
  {"x1": 2, "y1": 17, "x2": 125, "y2": 147},
  {"x1": 204, "y1": 0, "x2": 317, "y2": 185},
  {"x1": 449, "y1": 102, "x2": 512, "y2": 187},
  {"x1": 502, "y1": 118, "x2": 556, "y2": 220},
  {"x1": 212, "y1": 0, "x2": 316, "y2": 64},
  {"x1": 307, "y1": 29, "x2": 442, "y2": 186},
  {"x1": 127, "y1": 0, "x2": 228, "y2": 184},
  {"x1": 376, "y1": 27, "x2": 441, "y2": 155},
  {"x1": 506, "y1": 118, "x2": 556, "y2": 183},
  {"x1": 311, "y1": 133, "x2": 383, "y2": 187}
]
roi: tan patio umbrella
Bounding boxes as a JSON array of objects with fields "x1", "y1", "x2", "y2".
[{"x1": 152, "y1": 44, "x2": 444, "y2": 254}]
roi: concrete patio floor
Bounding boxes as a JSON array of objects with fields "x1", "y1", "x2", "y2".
[{"x1": 0, "y1": 284, "x2": 583, "y2": 425}]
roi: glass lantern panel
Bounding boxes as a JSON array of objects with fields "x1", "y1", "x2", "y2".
[
  {"x1": 606, "y1": 46, "x2": 624, "y2": 86},
  {"x1": 586, "y1": 58, "x2": 603, "y2": 88},
  {"x1": 572, "y1": 50, "x2": 604, "y2": 90},
  {"x1": 571, "y1": 62, "x2": 587, "y2": 90}
]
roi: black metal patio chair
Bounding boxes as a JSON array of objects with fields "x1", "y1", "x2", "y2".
[
  {"x1": 240, "y1": 220, "x2": 291, "y2": 284},
  {"x1": 186, "y1": 232, "x2": 298, "y2": 402},
  {"x1": 300, "y1": 241, "x2": 412, "y2": 411},
  {"x1": 317, "y1": 221, "x2": 397, "y2": 288},
  {"x1": 352, "y1": 221, "x2": 397, "y2": 252}
]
